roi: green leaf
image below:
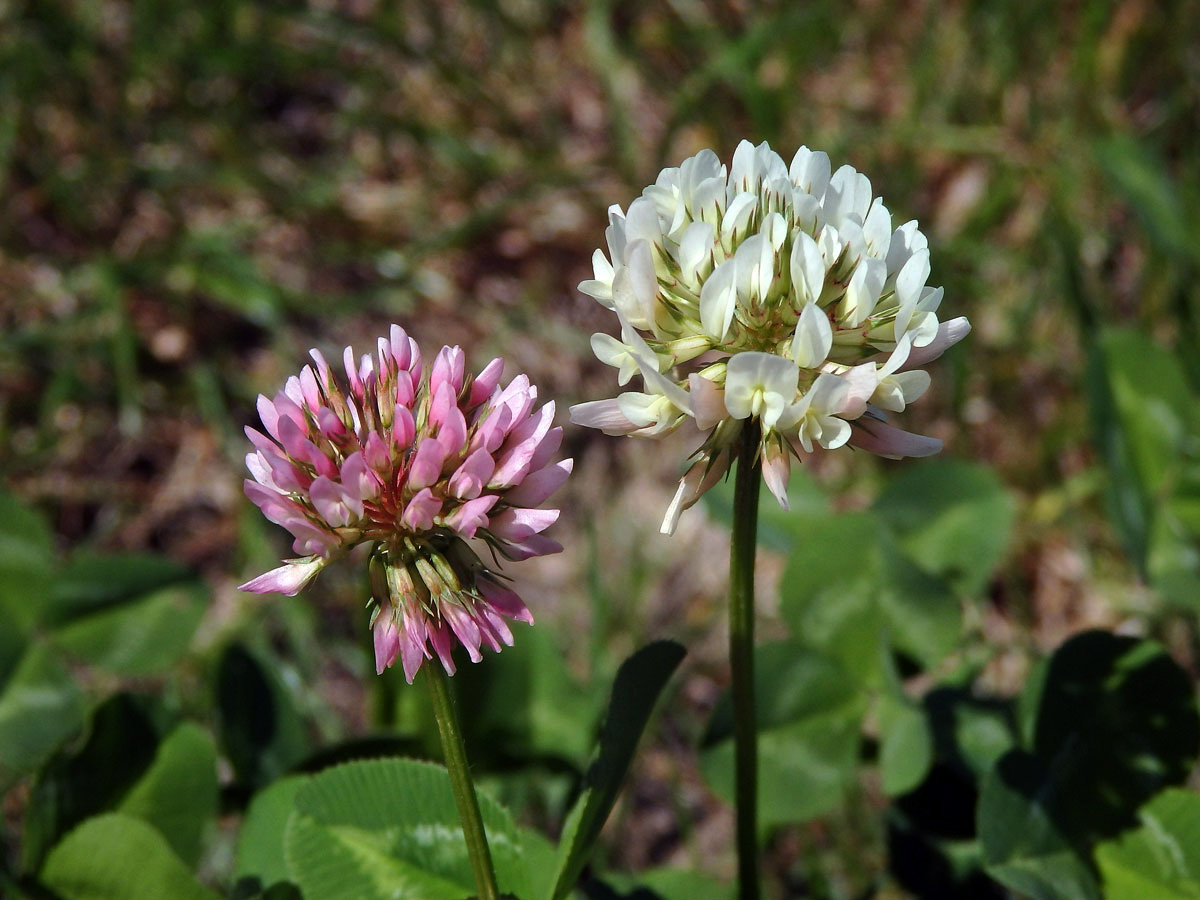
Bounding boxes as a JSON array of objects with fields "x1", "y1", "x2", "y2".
[
  {"x1": 48, "y1": 551, "x2": 194, "y2": 626},
  {"x1": 1094, "y1": 135, "x2": 1196, "y2": 263},
  {"x1": 51, "y1": 584, "x2": 206, "y2": 677},
  {"x1": 1023, "y1": 631, "x2": 1200, "y2": 840},
  {"x1": 879, "y1": 696, "x2": 933, "y2": 797},
  {"x1": 0, "y1": 489, "x2": 55, "y2": 634},
  {"x1": 1089, "y1": 328, "x2": 1200, "y2": 604},
  {"x1": 118, "y1": 723, "x2": 218, "y2": 866},
  {"x1": 236, "y1": 775, "x2": 311, "y2": 887},
  {"x1": 779, "y1": 512, "x2": 960, "y2": 685},
  {"x1": 455, "y1": 625, "x2": 604, "y2": 768},
  {"x1": 924, "y1": 687, "x2": 1016, "y2": 780},
  {"x1": 0, "y1": 643, "x2": 86, "y2": 786},
  {"x1": 41, "y1": 813, "x2": 220, "y2": 900},
  {"x1": 23, "y1": 694, "x2": 160, "y2": 872},
  {"x1": 701, "y1": 643, "x2": 864, "y2": 830},
  {"x1": 873, "y1": 459, "x2": 1015, "y2": 598},
  {"x1": 1096, "y1": 789, "x2": 1200, "y2": 900},
  {"x1": 979, "y1": 632, "x2": 1200, "y2": 899},
  {"x1": 282, "y1": 758, "x2": 530, "y2": 900},
  {"x1": 551, "y1": 641, "x2": 686, "y2": 900},
  {"x1": 703, "y1": 467, "x2": 829, "y2": 553},
  {"x1": 978, "y1": 751, "x2": 1102, "y2": 900},
  {"x1": 217, "y1": 644, "x2": 311, "y2": 789}
]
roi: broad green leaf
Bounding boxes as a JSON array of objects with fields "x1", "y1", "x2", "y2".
[
  {"x1": 1094, "y1": 135, "x2": 1196, "y2": 264},
  {"x1": 51, "y1": 584, "x2": 206, "y2": 677},
  {"x1": 1096, "y1": 789, "x2": 1200, "y2": 900},
  {"x1": 236, "y1": 775, "x2": 311, "y2": 887},
  {"x1": 217, "y1": 644, "x2": 311, "y2": 789},
  {"x1": 1090, "y1": 328, "x2": 1200, "y2": 604},
  {"x1": 978, "y1": 751, "x2": 1101, "y2": 900},
  {"x1": 119, "y1": 723, "x2": 218, "y2": 866},
  {"x1": 980, "y1": 632, "x2": 1200, "y2": 899},
  {"x1": 456, "y1": 625, "x2": 604, "y2": 768},
  {"x1": 47, "y1": 551, "x2": 194, "y2": 626},
  {"x1": 0, "y1": 489, "x2": 55, "y2": 633},
  {"x1": 41, "y1": 813, "x2": 220, "y2": 900},
  {"x1": 704, "y1": 467, "x2": 829, "y2": 553},
  {"x1": 701, "y1": 643, "x2": 864, "y2": 829},
  {"x1": 283, "y1": 758, "x2": 529, "y2": 900},
  {"x1": 1022, "y1": 630, "x2": 1200, "y2": 841},
  {"x1": 551, "y1": 641, "x2": 686, "y2": 900},
  {"x1": 924, "y1": 687, "x2": 1016, "y2": 780},
  {"x1": 23, "y1": 694, "x2": 160, "y2": 871},
  {"x1": 0, "y1": 643, "x2": 85, "y2": 786},
  {"x1": 604, "y1": 866, "x2": 731, "y2": 900},
  {"x1": 702, "y1": 706, "x2": 861, "y2": 830},
  {"x1": 780, "y1": 512, "x2": 960, "y2": 684},
  {"x1": 873, "y1": 459, "x2": 1015, "y2": 598},
  {"x1": 879, "y1": 696, "x2": 933, "y2": 797}
]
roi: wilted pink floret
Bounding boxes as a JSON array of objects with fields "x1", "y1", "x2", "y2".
[{"x1": 239, "y1": 325, "x2": 569, "y2": 682}]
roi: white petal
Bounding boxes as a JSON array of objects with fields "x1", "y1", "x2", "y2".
[
  {"x1": 700, "y1": 258, "x2": 738, "y2": 340},
  {"x1": 840, "y1": 257, "x2": 887, "y2": 327},
  {"x1": 817, "y1": 415, "x2": 851, "y2": 449},
  {"x1": 894, "y1": 370, "x2": 931, "y2": 404},
  {"x1": 789, "y1": 146, "x2": 831, "y2": 196},
  {"x1": 569, "y1": 398, "x2": 640, "y2": 435},
  {"x1": 807, "y1": 372, "x2": 850, "y2": 414},
  {"x1": 724, "y1": 351, "x2": 800, "y2": 424},
  {"x1": 721, "y1": 192, "x2": 758, "y2": 249},
  {"x1": 863, "y1": 200, "x2": 892, "y2": 259},
  {"x1": 679, "y1": 221, "x2": 715, "y2": 285},
  {"x1": 624, "y1": 196, "x2": 664, "y2": 248},
  {"x1": 791, "y1": 302, "x2": 832, "y2": 368},
  {"x1": 789, "y1": 230, "x2": 825, "y2": 305}
]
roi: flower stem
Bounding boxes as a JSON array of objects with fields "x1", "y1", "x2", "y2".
[
  {"x1": 730, "y1": 422, "x2": 761, "y2": 900},
  {"x1": 425, "y1": 663, "x2": 500, "y2": 900}
]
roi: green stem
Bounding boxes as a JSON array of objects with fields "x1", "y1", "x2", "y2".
[
  {"x1": 425, "y1": 663, "x2": 500, "y2": 900},
  {"x1": 730, "y1": 422, "x2": 762, "y2": 900}
]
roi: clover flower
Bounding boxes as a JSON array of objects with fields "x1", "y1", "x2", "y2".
[
  {"x1": 570, "y1": 140, "x2": 970, "y2": 533},
  {"x1": 239, "y1": 325, "x2": 570, "y2": 682}
]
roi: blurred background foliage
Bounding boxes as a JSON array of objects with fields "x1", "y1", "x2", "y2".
[{"x1": 2, "y1": 0, "x2": 1200, "y2": 897}]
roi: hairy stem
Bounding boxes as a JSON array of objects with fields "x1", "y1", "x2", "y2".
[
  {"x1": 426, "y1": 663, "x2": 499, "y2": 900},
  {"x1": 730, "y1": 422, "x2": 762, "y2": 900}
]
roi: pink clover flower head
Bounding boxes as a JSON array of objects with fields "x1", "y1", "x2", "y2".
[
  {"x1": 239, "y1": 325, "x2": 570, "y2": 682},
  {"x1": 569, "y1": 140, "x2": 970, "y2": 533}
]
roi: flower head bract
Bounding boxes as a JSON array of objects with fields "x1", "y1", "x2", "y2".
[
  {"x1": 570, "y1": 140, "x2": 970, "y2": 533},
  {"x1": 239, "y1": 325, "x2": 570, "y2": 682}
]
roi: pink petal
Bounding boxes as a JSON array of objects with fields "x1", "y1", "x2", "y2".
[
  {"x1": 761, "y1": 442, "x2": 791, "y2": 510},
  {"x1": 504, "y1": 458, "x2": 573, "y2": 507},
  {"x1": 364, "y1": 432, "x2": 391, "y2": 472},
  {"x1": 493, "y1": 533, "x2": 563, "y2": 561},
  {"x1": 431, "y1": 345, "x2": 466, "y2": 396},
  {"x1": 407, "y1": 437, "x2": 447, "y2": 491},
  {"x1": 490, "y1": 402, "x2": 555, "y2": 488},
  {"x1": 447, "y1": 448, "x2": 496, "y2": 500},
  {"x1": 487, "y1": 506, "x2": 560, "y2": 541},
  {"x1": 478, "y1": 578, "x2": 534, "y2": 624},
  {"x1": 847, "y1": 417, "x2": 943, "y2": 459},
  {"x1": 527, "y1": 426, "x2": 563, "y2": 473},
  {"x1": 442, "y1": 603, "x2": 483, "y2": 663},
  {"x1": 901, "y1": 316, "x2": 971, "y2": 369},
  {"x1": 467, "y1": 357, "x2": 505, "y2": 408},
  {"x1": 442, "y1": 494, "x2": 499, "y2": 538},
  {"x1": 389, "y1": 324, "x2": 412, "y2": 370},
  {"x1": 688, "y1": 374, "x2": 727, "y2": 431},
  {"x1": 393, "y1": 404, "x2": 415, "y2": 450},
  {"x1": 340, "y1": 451, "x2": 382, "y2": 502},
  {"x1": 238, "y1": 557, "x2": 327, "y2": 596},
  {"x1": 373, "y1": 609, "x2": 401, "y2": 674},
  {"x1": 400, "y1": 487, "x2": 442, "y2": 531}
]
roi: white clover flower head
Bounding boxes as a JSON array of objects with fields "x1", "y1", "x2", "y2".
[{"x1": 570, "y1": 140, "x2": 971, "y2": 533}]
